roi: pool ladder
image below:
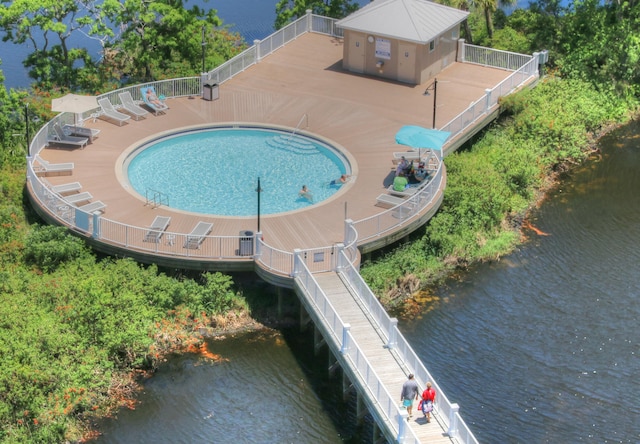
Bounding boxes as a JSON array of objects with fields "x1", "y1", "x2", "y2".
[{"x1": 145, "y1": 189, "x2": 169, "y2": 209}]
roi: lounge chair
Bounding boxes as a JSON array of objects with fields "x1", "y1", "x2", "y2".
[
  {"x1": 184, "y1": 222, "x2": 213, "y2": 249},
  {"x1": 51, "y1": 182, "x2": 82, "y2": 195},
  {"x1": 376, "y1": 193, "x2": 407, "y2": 209},
  {"x1": 140, "y1": 86, "x2": 168, "y2": 115},
  {"x1": 62, "y1": 124, "x2": 101, "y2": 143},
  {"x1": 387, "y1": 184, "x2": 419, "y2": 197},
  {"x1": 64, "y1": 191, "x2": 93, "y2": 204},
  {"x1": 118, "y1": 91, "x2": 149, "y2": 120},
  {"x1": 143, "y1": 215, "x2": 171, "y2": 243},
  {"x1": 76, "y1": 200, "x2": 106, "y2": 213},
  {"x1": 97, "y1": 97, "x2": 131, "y2": 126},
  {"x1": 47, "y1": 123, "x2": 89, "y2": 149},
  {"x1": 33, "y1": 155, "x2": 74, "y2": 175}
]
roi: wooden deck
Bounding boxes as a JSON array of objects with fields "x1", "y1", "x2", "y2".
[{"x1": 37, "y1": 32, "x2": 514, "y2": 263}]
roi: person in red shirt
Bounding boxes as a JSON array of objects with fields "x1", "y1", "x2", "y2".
[{"x1": 421, "y1": 381, "x2": 436, "y2": 423}]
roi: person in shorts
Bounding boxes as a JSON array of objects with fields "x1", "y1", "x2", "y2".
[{"x1": 400, "y1": 373, "x2": 420, "y2": 419}]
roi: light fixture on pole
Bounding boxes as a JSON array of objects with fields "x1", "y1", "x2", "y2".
[
  {"x1": 256, "y1": 177, "x2": 262, "y2": 232},
  {"x1": 201, "y1": 25, "x2": 206, "y2": 73},
  {"x1": 423, "y1": 78, "x2": 438, "y2": 129}
]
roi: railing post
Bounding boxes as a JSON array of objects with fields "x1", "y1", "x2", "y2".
[
  {"x1": 457, "y1": 38, "x2": 466, "y2": 63},
  {"x1": 397, "y1": 409, "x2": 408, "y2": 443},
  {"x1": 199, "y1": 73, "x2": 207, "y2": 96},
  {"x1": 306, "y1": 9, "x2": 312, "y2": 32},
  {"x1": 447, "y1": 403, "x2": 460, "y2": 437},
  {"x1": 343, "y1": 218, "x2": 354, "y2": 246},
  {"x1": 254, "y1": 39, "x2": 261, "y2": 62},
  {"x1": 334, "y1": 243, "x2": 345, "y2": 271},
  {"x1": 92, "y1": 212, "x2": 101, "y2": 239},
  {"x1": 340, "y1": 323, "x2": 351, "y2": 354},
  {"x1": 255, "y1": 231, "x2": 262, "y2": 260},
  {"x1": 485, "y1": 88, "x2": 492, "y2": 112},
  {"x1": 387, "y1": 318, "x2": 398, "y2": 349},
  {"x1": 293, "y1": 248, "x2": 302, "y2": 277}
]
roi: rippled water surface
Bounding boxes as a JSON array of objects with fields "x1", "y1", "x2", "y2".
[{"x1": 402, "y1": 121, "x2": 640, "y2": 443}]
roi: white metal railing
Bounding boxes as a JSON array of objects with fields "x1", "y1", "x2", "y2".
[
  {"x1": 463, "y1": 44, "x2": 533, "y2": 71},
  {"x1": 294, "y1": 253, "x2": 420, "y2": 444},
  {"x1": 352, "y1": 155, "x2": 444, "y2": 244},
  {"x1": 336, "y1": 250, "x2": 479, "y2": 444},
  {"x1": 439, "y1": 46, "x2": 538, "y2": 145}
]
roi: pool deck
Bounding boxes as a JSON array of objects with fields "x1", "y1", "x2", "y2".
[{"x1": 37, "y1": 33, "x2": 516, "y2": 268}]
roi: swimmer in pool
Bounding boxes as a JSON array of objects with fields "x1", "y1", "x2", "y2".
[{"x1": 299, "y1": 185, "x2": 314, "y2": 202}]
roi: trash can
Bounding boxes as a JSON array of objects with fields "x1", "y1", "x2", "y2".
[
  {"x1": 202, "y1": 82, "x2": 219, "y2": 101},
  {"x1": 239, "y1": 230, "x2": 254, "y2": 256}
]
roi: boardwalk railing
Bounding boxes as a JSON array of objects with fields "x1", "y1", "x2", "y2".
[
  {"x1": 293, "y1": 253, "x2": 420, "y2": 444},
  {"x1": 336, "y1": 251, "x2": 480, "y2": 444}
]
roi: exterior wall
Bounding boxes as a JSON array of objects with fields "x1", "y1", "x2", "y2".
[{"x1": 341, "y1": 24, "x2": 462, "y2": 86}]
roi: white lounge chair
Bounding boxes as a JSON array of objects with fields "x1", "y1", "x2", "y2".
[
  {"x1": 47, "y1": 123, "x2": 89, "y2": 148},
  {"x1": 64, "y1": 192, "x2": 93, "y2": 204},
  {"x1": 63, "y1": 124, "x2": 101, "y2": 142},
  {"x1": 51, "y1": 182, "x2": 82, "y2": 195},
  {"x1": 97, "y1": 97, "x2": 131, "y2": 126},
  {"x1": 143, "y1": 216, "x2": 171, "y2": 243},
  {"x1": 387, "y1": 184, "x2": 419, "y2": 198},
  {"x1": 76, "y1": 200, "x2": 106, "y2": 213},
  {"x1": 376, "y1": 193, "x2": 407, "y2": 209},
  {"x1": 118, "y1": 91, "x2": 149, "y2": 120},
  {"x1": 140, "y1": 86, "x2": 168, "y2": 115},
  {"x1": 33, "y1": 155, "x2": 74, "y2": 175},
  {"x1": 184, "y1": 222, "x2": 213, "y2": 249}
]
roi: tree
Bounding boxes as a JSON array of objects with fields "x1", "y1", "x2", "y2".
[
  {"x1": 275, "y1": 0, "x2": 360, "y2": 30},
  {"x1": 0, "y1": 0, "x2": 103, "y2": 88}
]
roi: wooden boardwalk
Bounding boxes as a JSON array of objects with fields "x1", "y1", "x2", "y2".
[
  {"x1": 36, "y1": 32, "x2": 515, "y2": 265},
  {"x1": 302, "y1": 272, "x2": 458, "y2": 443}
]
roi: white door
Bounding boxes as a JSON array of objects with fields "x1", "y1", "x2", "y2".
[{"x1": 398, "y1": 42, "x2": 416, "y2": 83}]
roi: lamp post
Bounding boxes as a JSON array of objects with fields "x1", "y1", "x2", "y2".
[
  {"x1": 256, "y1": 177, "x2": 262, "y2": 232},
  {"x1": 201, "y1": 25, "x2": 206, "y2": 73},
  {"x1": 423, "y1": 78, "x2": 438, "y2": 129}
]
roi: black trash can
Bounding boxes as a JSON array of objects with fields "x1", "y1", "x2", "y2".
[
  {"x1": 239, "y1": 230, "x2": 254, "y2": 256},
  {"x1": 202, "y1": 82, "x2": 219, "y2": 101}
]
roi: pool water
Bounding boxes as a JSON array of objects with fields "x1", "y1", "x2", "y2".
[{"x1": 126, "y1": 128, "x2": 349, "y2": 216}]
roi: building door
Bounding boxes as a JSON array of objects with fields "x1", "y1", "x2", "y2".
[
  {"x1": 348, "y1": 33, "x2": 365, "y2": 73},
  {"x1": 398, "y1": 42, "x2": 416, "y2": 84}
]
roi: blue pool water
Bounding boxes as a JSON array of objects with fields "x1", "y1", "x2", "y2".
[{"x1": 126, "y1": 128, "x2": 349, "y2": 216}]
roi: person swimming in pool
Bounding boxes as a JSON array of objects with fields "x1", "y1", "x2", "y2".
[
  {"x1": 330, "y1": 174, "x2": 350, "y2": 186},
  {"x1": 299, "y1": 185, "x2": 314, "y2": 202}
]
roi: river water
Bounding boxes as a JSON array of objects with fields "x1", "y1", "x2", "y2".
[{"x1": 96, "y1": 122, "x2": 639, "y2": 443}]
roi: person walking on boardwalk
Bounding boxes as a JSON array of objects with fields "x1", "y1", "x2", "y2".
[
  {"x1": 400, "y1": 373, "x2": 420, "y2": 419},
  {"x1": 421, "y1": 381, "x2": 436, "y2": 423}
]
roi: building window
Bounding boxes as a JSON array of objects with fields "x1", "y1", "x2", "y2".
[{"x1": 429, "y1": 40, "x2": 435, "y2": 52}]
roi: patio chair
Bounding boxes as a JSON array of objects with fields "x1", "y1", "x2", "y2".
[
  {"x1": 143, "y1": 215, "x2": 171, "y2": 243},
  {"x1": 33, "y1": 155, "x2": 74, "y2": 175},
  {"x1": 64, "y1": 191, "x2": 93, "y2": 204},
  {"x1": 47, "y1": 123, "x2": 89, "y2": 149},
  {"x1": 140, "y1": 86, "x2": 168, "y2": 115},
  {"x1": 62, "y1": 124, "x2": 101, "y2": 143},
  {"x1": 76, "y1": 200, "x2": 106, "y2": 214},
  {"x1": 97, "y1": 97, "x2": 131, "y2": 126},
  {"x1": 118, "y1": 91, "x2": 149, "y2": 120},
  {"x1": 51, "y1": 181, "x2": 82, "y2": 195},
  {"x1": 387, "y1": 183, "x2": 419, "y2": 198},
  {"x1": 184, "y1": 221, "x2": 213, "y2": 249}
]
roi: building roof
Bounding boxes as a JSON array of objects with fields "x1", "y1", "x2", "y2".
[{"x1": 336, "y1": 0, "x2": 469, "y2": 45}]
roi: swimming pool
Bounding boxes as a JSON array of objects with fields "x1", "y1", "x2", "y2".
[{"x1": 125, "y1": 127, "x2": 350, "y2": 216}]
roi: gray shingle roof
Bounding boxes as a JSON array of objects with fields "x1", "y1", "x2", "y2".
[{"x1": 336, "y1": 0, "x2": 469, "y2": 45}]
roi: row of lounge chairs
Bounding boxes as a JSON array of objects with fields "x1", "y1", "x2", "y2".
[
  {"x1": 143, "y1": 216, "x2": 213, "y2": 249},
  {"x1": 44, "y1": 179, "x2": 108, "y2": 214},
  {"x1": 96, "y1": 87, "x2": 168, "y2": 126}
]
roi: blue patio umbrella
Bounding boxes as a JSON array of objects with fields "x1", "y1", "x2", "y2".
[{"x1": 395, "y1": 125, "x2": 451, "y2": 158}]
